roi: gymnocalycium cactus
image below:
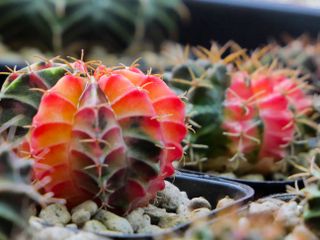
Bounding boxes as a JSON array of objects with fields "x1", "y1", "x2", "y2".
[
  {"x1": 165, "y1": 43, "x2": 316, "y2": 174},
  {"x1": 223, "y1": 67, "x2": 314, "y2": 174},
  {"x1": 0, "y1": 118, "x2": 48, "y2": 240},
  {"x1": 0, "y1": 58, "x2": 70, "y2": 136},
  {"x1": 1, "y1": 58, "x2": 187, "y2": 215}
]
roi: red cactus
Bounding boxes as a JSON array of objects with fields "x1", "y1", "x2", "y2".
[{"x1": 223, "y1": 70, "x2": 313, "y2": 172}]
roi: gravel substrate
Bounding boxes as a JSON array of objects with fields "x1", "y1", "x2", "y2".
[{"x1": 30, "y1": 181, "x2": 234, "y2": 239}]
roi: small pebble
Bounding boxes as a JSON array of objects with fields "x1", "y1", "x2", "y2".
[
  {"x1": 156, "y1": 181, "x2": 182, "y2": 211},
  {"x1": 177, "y1": 204, "x2": 189, "y2": 216},
  {"x1": 275, "y1": 201, "x2": 302, "y2": 227},
  {"x1": 39, "y1": 204, "x2": 71, "y2": 225},
  {"x1": 72, "y1": 209, "x2": 91, "y2": 225},
  {"x1": 177, "y1": 191, "x2": 191, "y2": 216},
  {"x1": 144, "y1": 204, "x2": 167, "y2": 224},
  {"x1": 216, "y1": 196, "x2": 236, "y2": 209},
  {"x1": 190, "y1": 208, "x2": 211, "y2": 220},
  {"x1": 34, "y1": 226, "x2": 74, "y2": 240},
  {"x1": 241, "y1": 174, "x2": 265, "y2": 181},
  {"x1": 83, "y1": 220, "x2": 107, "y2": 233},
  {"x1": 71, "y1": 200, "x2": 98, "y2": 216},
  {"x1": 66, "y1": 232, "x2": 105, "y2": 240},
  {"x1": 29, "y1": 216, "x2": 45, "y2": 231},
  {"x1": 94, "y1": 209, "x2": 133, "y2": 234},
  {"x1": 158, "y1": 213, "x2": 187, "y2": 228},
  {"x1": 65, "y1": 224, "x2": 78, "y2": 230},
  {"x1": 218, "y1": 172, "x2": 237, "y2": 179},
  {"x1": 138, "y1": 225, "x2": 163, "y2": 234},
  {"x1": 249, "y1": 198, "x2": 284, "y2": 215},
  {"x1": 188, "y1": 197, "x2": 211, "y2": 210},
  {"x1": 180, "y1": 192, "x2": 191, "y2": 205},
  {"x1": 126, "y1": 208, "x2": 151, "y2": 232},
  {"x1": 285, "y1": 225, "x2": 318, "y2": 240}
]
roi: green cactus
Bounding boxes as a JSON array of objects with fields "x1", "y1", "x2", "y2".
[
  {"x1": 0, "y1": 59, "x2": 70, "y2": 137},
  {"x1": 262, "y1": 37, "x2": 320, "y2": 94},
  {"x1": 163, "y1": 46, "x2": 231, "y2": 170},
  {"x1": 0, "y1": 119, "x2": 45, "y2": 240},
  {"x1": 303, "y1": 152, "x2": 320, "y2": 237},
  {"x1": 304, "y1": 183, "x2": 320, "y2": 237},
  {"x1": 0, "y1": 0, "x2": 187, "y2": 54}
]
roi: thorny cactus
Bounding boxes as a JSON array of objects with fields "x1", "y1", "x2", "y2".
[
  {"x1": 0, "y1": 0, "x2": 188, "y2": 53},
  {"x1": 262, "y1": 36, "x2": 320, "y2": 93},
  {"x1": 165, "y1": 43, "x2": 317, "y2": 175},
  {"x1": 223, "y1": 67, "x2": 315, "y2": 174},
  {"x1": 0, "y1": 57, "x2": 187, "y2": 215},
  {"x1": 0, "y1": 118, "x2": 49, "y2": 240},
  {"x1": 301, "y1": 151, "x2": 320, "y2": 237},
  {"x1": 0, "y1": 58, "x2": 70, "y2": 137}
]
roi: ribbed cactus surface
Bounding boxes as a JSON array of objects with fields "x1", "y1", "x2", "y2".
[
  {"x1": 224, "y1": 70, "x2": 313, "y2": 173},
  {"x1": 4, "y1": 60, "x2": 187, "y2": 215}
]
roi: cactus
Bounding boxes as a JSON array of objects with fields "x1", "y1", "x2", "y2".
[
  {"x1": 0, "y1": 0, "x2": 187, "y2": 53},
  {"x1": 304, "y1": 183, "x2": 320, "y2": 237},
  {"x1": 0, "y1": 118, "x2": 46, "y2": 240},
  {"x1": 13, "y1": 59, "x2": 187, "y2": 215},
  {"x1": 303, "y1": 151, "x2": 320, "y2": 237},
  {"x1": 223, "y1": 68, "x2": 315, "y2": 174},
  {"x1": 163, "y1": 44, "x2": 238, "y2": 170},
  {"x1": 263, "y1": 37, "x2": 320, "y2": 93},
  {"x1": 165, "y1": 43, "x2": 316, "y2": 174},
  {"x1": 0, "y1": 59, "x2": 70, "y2": 137}
]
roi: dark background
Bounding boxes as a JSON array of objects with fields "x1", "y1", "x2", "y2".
[{"x1": 180, "y1": 0, "x2": 320, "y2": 49}]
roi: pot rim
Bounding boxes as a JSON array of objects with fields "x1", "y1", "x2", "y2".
[{"x1": 178, "y1": 169, "x2": 302, "y2": 185}]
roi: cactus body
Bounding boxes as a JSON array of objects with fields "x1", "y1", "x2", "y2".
[
  {"x1": 165, "y1": 46, "x2": 314, "y2": 174},
  {"x1": 304, "y1": 183, "x2": 320, "y2": 237},
  {"x1": 0, "y1": 60, "x2": 69, "y2": 136},
  {"x1": 165, "y1": 58, "x2": 231, "y2": 169},
  {"x1": 25, "y1": 62, "x2": 186, "y2": 215},
  {"x1": 223, "y1": 70, "x2": 313, "y2": 173},
  {"x1": 0, "y1": 132, "x2": 44, "y2": 239}
]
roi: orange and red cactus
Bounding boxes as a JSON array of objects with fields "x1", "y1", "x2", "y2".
[{"x1": 27, "y1": 62, "x2": 186, "y2": 215}]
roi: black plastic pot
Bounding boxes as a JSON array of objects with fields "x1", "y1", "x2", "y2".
[
  {"x1": 264, "y1": 193, "x2": 298, "y2": 202},
  {"x1": 222, "y1": 177, "x2": 304, "y2": 199},
  {"x1": 220, "y1": 176, "x2": 304, "y2": 199},
  {"x1": 89, "y1": 172, "x2": 253, "y2": 240},
  {"x1": 180, "y1": 0, "x2": 320, "y2": 49},
  {"x1": 179, "y1": 169, "x2": 303, "y2": 199}
]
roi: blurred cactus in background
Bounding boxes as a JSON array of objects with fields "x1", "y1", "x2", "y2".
[{"x1": 0, "y1": 0, "x2": 188, "y2": 55}]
